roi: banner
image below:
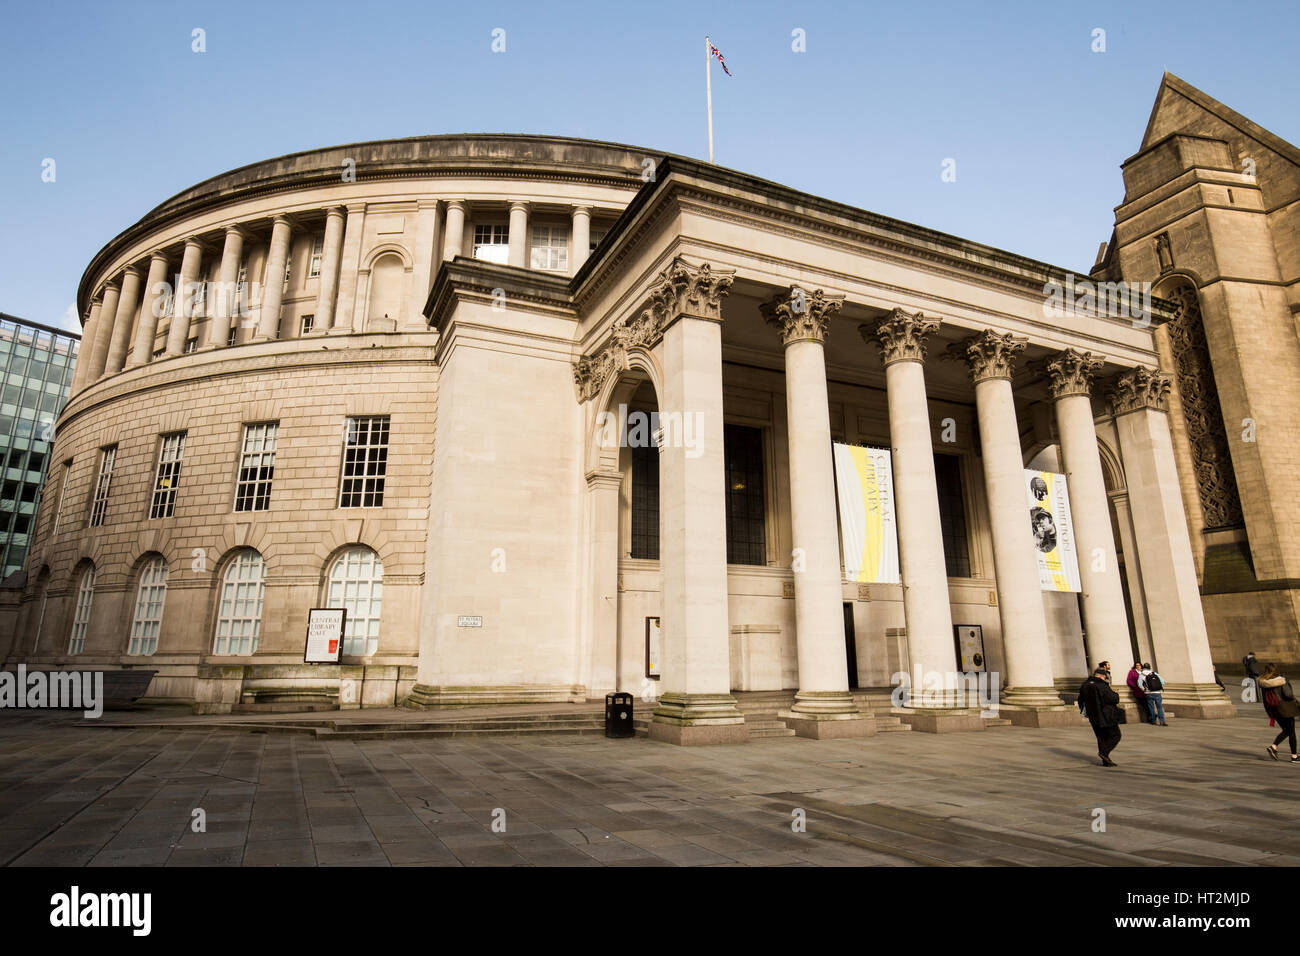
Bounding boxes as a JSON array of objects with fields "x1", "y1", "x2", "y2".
[
  {"x1": 833, "y1": 443, "x2": 900, "y2": 584},
  {"x1": 1025, "y1": 470, "x2": 1081, "y2": 592}
]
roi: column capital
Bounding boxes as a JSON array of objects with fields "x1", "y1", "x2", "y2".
[
  {"x1": 122, "y1": 262, "x2": 145, "y2": 280},
  {"x1": 860, "y1": 308, "x2": 940, "y2": 365},
  {"x1": 1109, "y1": 365, "x2": 1172, "y2": 415},
  {"x1": 760, "y1": 286, "x2": 844, "y2": 346},
  {"x1": 571, "y1": 204, "x2": 592, "y2": 216},
  {"x1": 509, "y1": 200, "x2": 530, "y2": 213},
  {"x1": 947, "y1": 329, "x2": 1027, "y2": 383},
  {"x1": 100, "y1": 277, "x2": 122, "y2": 294},
  {"x1": 147, "y1": 249, "x2": 170, "y2": 266},
  {"x1": 221, "y1": 223, "x2": 248, "y2": 239},
  {"x1": 646, "y1": 257, "x2": 734, "y2": 328},
  {"x1": 442, "y1": 199, "x2": 465, "y2": 212},
  {"x1": 1040, "y1": 347, "x2": 1104, "y2": 399}
]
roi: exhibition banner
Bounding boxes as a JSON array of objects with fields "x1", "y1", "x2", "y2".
[
  {"x1": 833, "y1": 442, "x2": 900, "y2": 584},
  {"x1": 1025, "y1": 470, "x2": 1081, "y2": 592}
]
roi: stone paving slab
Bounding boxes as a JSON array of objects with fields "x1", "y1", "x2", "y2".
[{"x1": 0, "y1": 697, "x2": 1295, "y2": 867}]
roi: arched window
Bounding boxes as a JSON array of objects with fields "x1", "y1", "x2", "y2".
[
  {"x1": 68, "y1": 565, "x2": 95, "y2": 655},
  {"x1": 128, "y1": 556, "x2": 168, "y2": 655},
  {"x1": 366, "y1": 253, "x2": 404, "y2": 324},
  {"x1": 213, "y1": 551, "x2": 266, "y2": 655},
  {"x1": 327, "y1": 547, "x2": 383, "y2": 656}
]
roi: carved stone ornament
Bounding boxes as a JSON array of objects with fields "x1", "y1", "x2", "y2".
[
  {"x1": 1164, "y1": 283, "x2": 1243, "y2": 528},
  {"x1": 571, "y1": 257, "x2": 735, "y2": 403},
  {"x1": 1109, "y1": 365, "x2": 1172, "y2": 415},
  {"x1": 946, "y1": 329, "x2": 1027, "y2": 383},
  {"x1": 760, "y1": 286, "x2": 845, "y2": 346},
  {"x1": 860, "y1": 308, "x2": 940, "y2": 365},
  {"x1": 1041, "y1": 348, "x2": 1104, "y2": 399}
]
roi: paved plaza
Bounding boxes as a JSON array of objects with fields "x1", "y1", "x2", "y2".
[{"x1": 0, "y1": 690, "x2": 1294, "y2": 868}]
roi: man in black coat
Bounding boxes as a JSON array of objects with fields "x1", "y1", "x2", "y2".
[{"x1": 1078, "y1": 665, "x2": 1123, "y2": 767}]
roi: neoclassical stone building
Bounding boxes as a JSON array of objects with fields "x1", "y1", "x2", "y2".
[{"x1": 7, "y1": 73, "x2": 1286, "y2": 741}]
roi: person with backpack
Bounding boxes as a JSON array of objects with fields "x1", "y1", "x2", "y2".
[
  {"x1": 1126, "y1": 662, "x2": 1148, "y2": 722},
  {"x1": 1139, "y1": 663, "x2": 1167, "y2": 725},
  {"x1": 1260, "y1": 663, "x2": 1299, "y2": 762},
  {"x1": 1078, "y1": 665, "x2": 1124, "y2": 766}
]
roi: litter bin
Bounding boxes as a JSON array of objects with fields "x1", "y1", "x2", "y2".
[{"x1": 605, "y1": 692, "x2": 634, "y2": 738}]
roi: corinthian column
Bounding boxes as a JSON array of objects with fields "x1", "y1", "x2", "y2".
[
  {"x1": 951, "y1": 331, "x2": 1072, "y2": 726},
  {"x1": 647, "y1": 257, "x2": 747, "y2": 745},
  {"x1": 762, "y1": 286, "x2": 872, "y2": 738},
  {"x1": 507, "y1": 201, "x2": 529, "y2": 268},
  {"x1": 314, "y1": 207, "x2": 346, "y2": 331},
  {"x1": 87, "y1": 279, "x2": 121, "y2": 380},
  {"x1": 442, "y1": 200, "x2": 465, "y2": 261},
  {"x1": 129, "y1": 253, "x2": 170, "y2": 367},
  {"x1": 571, "y1": 206, "x2": 592, "y2": 270},
  {"x1": 165, "y1": 239, "x2": 203, "y2": 356},
  {"x1": 1109, "y1": 366, "x2": 1234, "y2": 718},
  {"x1": 1042, "y1": 349, "x2": 1133, "y2": 679},
  {"x1": 863, "y1": 310, "x2": 974, "y2": 732},
  {"x1": 104, "y1": 265, "x2": 143, "y2": 375},
  {"x1": 206, "y1": 226, "x2": 245, "y2": 349},
  {"x1": 255, "y1": 217, "x2": 292, "y2": 341},
  {"x1": 70, "y1": 298, "x2": 102, "y2": 392}
]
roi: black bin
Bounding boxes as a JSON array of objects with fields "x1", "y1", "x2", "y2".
[{"x1": 605, "y1": 692, "x2": 634, "y2": 738}]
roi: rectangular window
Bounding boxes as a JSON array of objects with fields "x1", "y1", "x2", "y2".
[
  {"x1": 89, "y1": 445, "x2": 116, "y2": 527},
  {"x1": 589, "y1": 229, "x2": 607, "y2": 254},
  {"x1": 51, "y1": 460, "x2": 71, "y2": 537},
  {"x1": 339, "y1": 416, "x2": 389, "y2": 508},
  {"x1": 472, "y1": 224, "x2": 509, "y2": 264},
  {"x1": 184, "y1": 337, "x2": 198, "y2": 353},
  {"x1": 723, "y1": 424, "x2": 767, "y2": 565},
  {"x1": 300, "y1": 314, "x2": 315, "y2": 336},
  {"x1": 530, "y1": 225, "x2": 569, "y2": 271},
  {"x1": 308, "y1": 236, "x2": 323, "y2": 278},
  {"x1": 234, "y1": 423, "x2": 278, "y2": 512},
  {"x1": 630, "y1": 442, "x2": 659, "y2": 559},
  {"x1": 150, "y1": 432, "x2": 186, "y2": 519},
  {"x1": 934, "y1": 453, "x2": 971, "y2": 578},
  {"x1": 226, "y1": 325, "x2": 238, "y2": 347}
]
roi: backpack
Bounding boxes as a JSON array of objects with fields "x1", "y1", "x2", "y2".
[{"x1": 1144, "y1": 672, "x2": 1162, "y2": 693}]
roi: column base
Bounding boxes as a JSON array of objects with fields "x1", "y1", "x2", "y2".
[
  {"x1": 648, "y1": 693, "x2": 748, "y2": 746},
  {"x1": 998, "y1": 686, "x2": 1079, "y2": 727},
  {"x1": 1160, "y1": 682, "x2": 1237, "y2": 719},
  {"x1": 781, "y1": 690, "x2": 875, "y2": 738},
  {"x1": 893, "y1": 707, "x2": 985, "y2": 733}
]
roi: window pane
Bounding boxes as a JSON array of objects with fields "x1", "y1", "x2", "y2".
[{"x1": 723, "y1": 424, "x2": 766, "y2": 565}]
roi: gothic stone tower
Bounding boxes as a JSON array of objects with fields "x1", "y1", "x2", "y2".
[{"x1": 1093, "y1": 73, "x2": 1300, "y2": 668}]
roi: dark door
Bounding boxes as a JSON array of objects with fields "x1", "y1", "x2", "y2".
[{"x1": 843, "y1": 603, "x2": 859, "y2": 689}]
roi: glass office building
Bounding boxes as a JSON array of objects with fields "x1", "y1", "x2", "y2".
[{"x1": 0, "y1": 314, "x2": 80, "y2": 580}]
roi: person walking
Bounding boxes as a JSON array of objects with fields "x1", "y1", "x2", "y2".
[
  {"x1": 1079, "y1": 665, "x2": 1124, "y2": 767},
  {"x1": 1260, "y1": 663, "x2": 1299, "y2": 763},
  {"x1": 1139, "y1": 663, "x2": 1167, "y2": 725},
  {"x1": 1244, "y1": 651, "x2": 1261, "y2": 699},
  {"x1": 1126, "y1": 662, "x2": 1148, "y2": 723}
]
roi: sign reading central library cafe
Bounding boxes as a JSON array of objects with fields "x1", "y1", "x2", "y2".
[
  {"x1": 832, "y1": 443, "x2": 900, "y2": 584},
  {"x1": 1024, "y1": 470, "x2": 1081, "y2": 592}
]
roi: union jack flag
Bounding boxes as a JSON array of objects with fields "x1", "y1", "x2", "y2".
[{"x1": 709, "y1": 42, "x2": 731, "y2": 76}]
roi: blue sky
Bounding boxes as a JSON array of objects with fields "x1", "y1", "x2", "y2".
[{"x1": 2, "y1": 0, "x2": 1296, "y2": 333}]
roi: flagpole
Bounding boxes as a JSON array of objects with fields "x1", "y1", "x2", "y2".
[{"x1": 705, "y1": 35, "x2": 714, "y2": 163}]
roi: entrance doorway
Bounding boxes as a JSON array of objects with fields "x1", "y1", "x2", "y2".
[{"x1": 843, "y1": 603, "x2": 858, "y2": 689}]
